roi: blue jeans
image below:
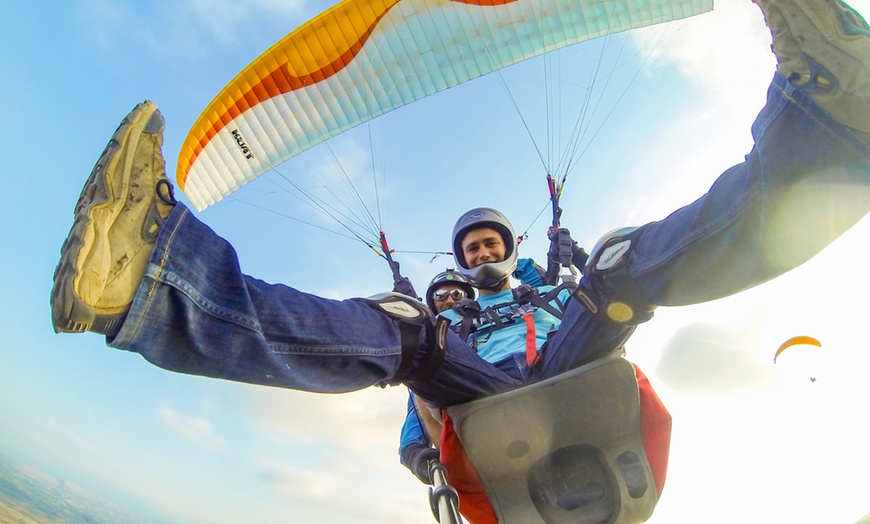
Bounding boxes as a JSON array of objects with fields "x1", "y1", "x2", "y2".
[{"x1": 110, "y1": 74, "x2": 870, "y2": 408}]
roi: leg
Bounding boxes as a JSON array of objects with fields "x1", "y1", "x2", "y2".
[
  {"x1": 51, "y1": 102, "x2": 520, "y2": 405},
  {"x1": 114, "y1": 204, "x2": 521, "y2": 400},
  {"x1": 539, "y1": 0, "x2": 870, "y2": 374},
  {"x1": 583, "y1": 0, "x2": 870, "y2": 310},
  {"x1": 538, "y1": 74, "x2": 869, "y2": 377},
  {"x1": 632, "y1": 71, "x2": 870, "y2": 306}
]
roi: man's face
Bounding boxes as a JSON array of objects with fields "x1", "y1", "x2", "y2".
[
  {"x1": 431, "y1": 283, "x2": 468, "y2": 313},
  {"x1": 461, "y1": 227, "x2": 506, "y2": 269}
]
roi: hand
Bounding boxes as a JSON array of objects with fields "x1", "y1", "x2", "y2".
[
  {"x1": 572, "y1": 244, "x2": 589, "y2": 269},
  {"x1": 392, "y1": 276, "x2": 417, "y2": 298},
  {"x1": 390, "y1": 261, "x2": 418, "y2": 298},
  {"x1": 408, "y1": 445, "x2": 440, "y2": 484}
]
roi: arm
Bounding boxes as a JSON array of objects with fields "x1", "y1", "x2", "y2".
[
  {"x1": 413, "y1": 394, "x2": 444, "y2": 446},
  {"x1": 399, "y1": 392, "x2": 440, "y2": 484},
  {"x1": 513, "y1": 258, "x2": 546, "y2": 287},
  {"x1": 577, "y1": 74, "x2": 870, "y2": 321}
]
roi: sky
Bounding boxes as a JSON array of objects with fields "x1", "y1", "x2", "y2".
[{"x1": 3, "y1": 1, "x2": 870, "y2": 523}]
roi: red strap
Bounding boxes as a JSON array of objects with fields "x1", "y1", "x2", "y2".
[{"x1": 522, "y1": 312, "x2": 538, "y2": 366}]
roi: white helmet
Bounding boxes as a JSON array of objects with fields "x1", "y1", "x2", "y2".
[{"x1": 452, "y1": 208, "x2": 518, "y2": 289}]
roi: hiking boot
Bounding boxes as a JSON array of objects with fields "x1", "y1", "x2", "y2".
[
  {"x1": 754, "y1": 0, "x2": 870, "y2": 142},
  {"x1": 51, "y1": 101, "x2": 176, "y2": 335}
]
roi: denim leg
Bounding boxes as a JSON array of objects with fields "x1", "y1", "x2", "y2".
[
  {"x1": 632, "y1": 73, "x2": 870, "y2": 306},
  {"x1": 110, "y1": 205, "x2": 520, "y2": 403},
  {"x1": 537, "y1": 73, "x2": 870, "y2": 378},
  {"x1": 532, "y1": 300, "x2": 634, "y2": 382},
  {"x1": 107, "y1": 74, "x2": 870, "y2": 404}
]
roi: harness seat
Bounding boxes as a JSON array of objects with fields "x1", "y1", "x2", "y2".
[{"x1": 445, "y1": 355, "x2": 670, "y2": 524}]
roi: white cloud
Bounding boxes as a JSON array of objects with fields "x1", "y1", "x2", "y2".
[
  {"x1": 158, "y1": 406, "x2": 227, "y2": 451},
  {"x1": 257, "y1": 460, "x2": 339, "y2": 499},
  {"x1": 37, "y1": 417, "x2": 101, "y2": 457},
  {"x1": 635, "y1": 2, "x2": 774, "y2": 105},
  {"x1": 242, "y1": 385, "x2": 409, "y2": 452},
  {"x1": 605, "y1": 3, "x2": 776, "y2": 230},
  {"x1": 253, "y1": 450, "x2": 431, "y2": 523},
  {"x1": 76, "y1": 0, "x2": 311, "y2": 59},
  {"x1": 176, "y1": 0, "x2": 310, "y2": 45},
  {"x1": 221, "y1": 385, "x2": 435, "y2": 522},
  {"x1": 655, "y1": 321, "x2": 774, "y2": 393}
]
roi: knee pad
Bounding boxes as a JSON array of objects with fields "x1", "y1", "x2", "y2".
[
  {"x1": 572, "y1": 227, "x2": 656, "y2": 325},
  {"x1": 362, "y1": 292, "x2": 450, "y2": 385}
]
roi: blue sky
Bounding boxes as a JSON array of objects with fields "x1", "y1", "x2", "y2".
[{"x1": 3, "y1": 1, "x2": 870, "y2": 523}]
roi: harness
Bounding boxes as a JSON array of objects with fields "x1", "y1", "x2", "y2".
[{"x1": 452, "y1": 282, "x2": 576, "y2": 366}]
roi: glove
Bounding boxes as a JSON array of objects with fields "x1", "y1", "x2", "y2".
[
  {"x1": 392, "y1": 276, "x2": 417, "y2": 297},
  {"x1": 390, "y1": 261, "x2": 419, "y2": 298},
  {"x1": 572, "y1": 244, "x2": 589, "y2": 269},
  {"x1": 405, "y1": 444, "x2": 440, "y2": 484}
]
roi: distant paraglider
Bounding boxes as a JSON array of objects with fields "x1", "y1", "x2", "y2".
[{"x1": 773, "y1": 335, "x2": 822, "y2": 363}]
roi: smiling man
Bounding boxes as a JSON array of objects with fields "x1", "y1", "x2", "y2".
[{"x1": 455, "y1": 223, "x2": 512, "y2": 294}]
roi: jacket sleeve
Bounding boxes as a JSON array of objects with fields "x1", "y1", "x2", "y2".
[
  {"x1": 398, "y1": 392, "x2": 429, "y2": 467},
  {"x1": 514, "y1": 257, "x2": 545, "y2": 287}
]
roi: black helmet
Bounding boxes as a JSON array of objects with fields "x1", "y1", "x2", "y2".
[
  {"x1": 452, "y1": 207, "x2": 518, "y2": 289},
  {"x1": 425, "y1": 269, "x2": 476, "y2": 312}
]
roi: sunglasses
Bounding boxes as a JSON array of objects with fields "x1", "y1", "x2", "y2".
[{"x1": 432, "y1": 289, "x2": 467, "y2": 301}]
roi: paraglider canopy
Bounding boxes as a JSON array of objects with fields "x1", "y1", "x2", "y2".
[
  {"x1": 176, "y1": 0, "x2": 714, "y2": 211},
  {"x1": 773, "y1": 335, "x2": 822, "y2": 363}
]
